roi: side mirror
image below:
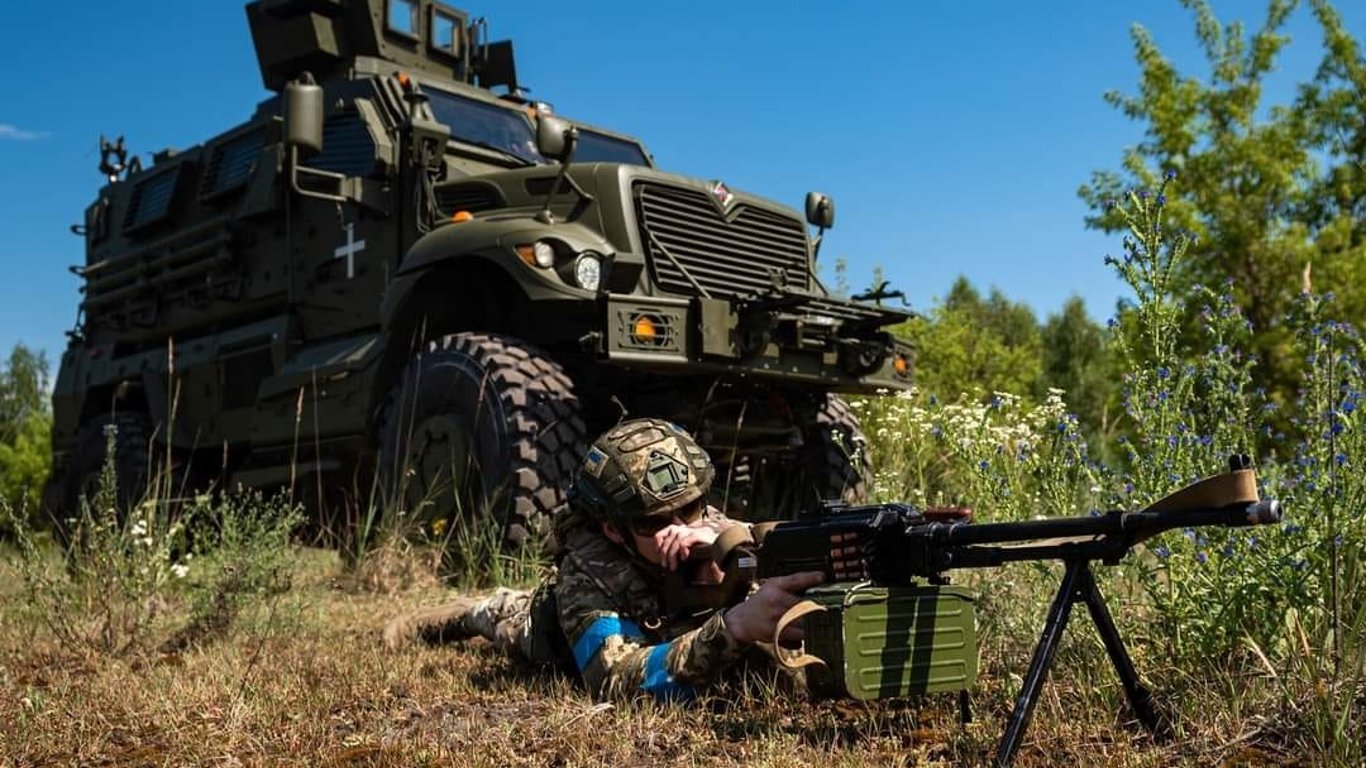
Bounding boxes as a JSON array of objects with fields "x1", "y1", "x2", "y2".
[
  {"x1": 805, "y1": 192, "x2": 835, "y2": 229},
  {"x1": 536, "y1": 115, "x2": 578, "y2": 163},
  {"x1": 283, "y1": 73, "x2": 324, "y2": 155}
]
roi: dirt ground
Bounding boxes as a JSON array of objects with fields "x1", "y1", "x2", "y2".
[{"x1": 0, "y1": 549, "x2": 1306, "y2": 767}]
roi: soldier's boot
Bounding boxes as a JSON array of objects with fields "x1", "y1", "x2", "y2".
[{"x1": 382, "y1": 597, "x2": 483, "y2": 651}]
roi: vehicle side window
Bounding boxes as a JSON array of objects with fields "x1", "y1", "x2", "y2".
[{"x1": 304, "y1": 114, "x2": 378, "y2": 177}]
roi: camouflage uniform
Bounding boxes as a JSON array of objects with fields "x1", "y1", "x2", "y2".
[
  {"x1": 451, "y1": 505, "x2": 747, "y2": 702},
  {"x1": 394, "y1": 418, "x2": 758, "y2": 701}
]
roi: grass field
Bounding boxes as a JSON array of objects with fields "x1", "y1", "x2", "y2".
[{"x1": 0, "y1": 542, "x2": 1319, "y2": 767}]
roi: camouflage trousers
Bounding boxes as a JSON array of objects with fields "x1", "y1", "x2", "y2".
[{"x1": 463, "y1": 587, "x2": 537, "y2": 660}]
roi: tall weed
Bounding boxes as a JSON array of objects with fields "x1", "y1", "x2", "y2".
[{"x1": 2, "y1": 422, "x2": 302, "y2": 656}]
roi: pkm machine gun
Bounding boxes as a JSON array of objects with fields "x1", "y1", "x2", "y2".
[{"x1": 686, "y1": 456, "x2": 1282, "y2": 767}]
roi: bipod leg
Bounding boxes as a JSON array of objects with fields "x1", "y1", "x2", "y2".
[
  {"x1": 995, "y1": 559, "x2": 1085, "y2": 767},
  {"x1": 1077, "y1": 563, "x2": 1163, "y2": 735}
]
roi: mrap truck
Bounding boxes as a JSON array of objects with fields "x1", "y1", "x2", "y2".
[{"x1": 47, "y1": 0, "x2": 915, "y2": 546}]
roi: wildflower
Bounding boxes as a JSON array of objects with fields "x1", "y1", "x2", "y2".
[
  {"x1": 1164, "y1": 169, "x2": 1177, "y2": 181},
  {"x1": 171, "y1": 563, "x2": 190, "y2": 579},
  {"x1": 1154, "y1": 545, "x2": 1171, "y2": 559},
  {"x1": 1335, "y1": 453, "x2": 1348, "y2": 467},
  {"x1": 1196, "y1": 551, "x2": 1208, "y2": 564},
  {"x1": 977, "y1": 460, "x2": 990, "y2": 471},
  {"x1": 1156, "y1": 194, "x2": 1167, "y2": 206},
  {"x1": 1157, "y1": 367, "x2": 1171, "y2": 380}
]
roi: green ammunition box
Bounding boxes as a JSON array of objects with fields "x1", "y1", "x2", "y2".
[{"x1": 803, "y1": 583, "x2": 977, "y2": 700}]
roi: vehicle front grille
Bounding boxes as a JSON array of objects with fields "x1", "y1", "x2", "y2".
[{"x1": 634, "y1": 182, "x2": 810, "y2": 299}]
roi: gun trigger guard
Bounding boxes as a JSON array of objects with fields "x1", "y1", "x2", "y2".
[{"x1": 771, "y1": 600, "x2": 828, "y2": 670}]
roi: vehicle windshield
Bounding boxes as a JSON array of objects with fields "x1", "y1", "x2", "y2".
[
  {"x1": 426, "y1": 88, "x2": 652, "y2": 168},
  {"x1": 575, "y1": 129, "x2": 650, "y2": 166},
  {"x1": 427, "y1": 88, "x2": 546, "y2": 165}
]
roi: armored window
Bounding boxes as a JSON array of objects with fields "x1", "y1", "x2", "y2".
[
  {"x1": 576, "y1": 130, "x2": 651, "y2": 166},
  {"x1": 429, "y1": 8, "x2": 462, "y2": 57},
  {"x1": 387, "y1": 0, "x2": 418, "y2": 38},
  {"x1": 304, "y1": 114, "x2": 377, "y2": 177},
  {"x1": 122, "y1": 167, "x2": 180, "y2": 232},
  {"x1": 200, "y1": 129, "x2": 264, "y2": 199},
  {"x1": 426, "y1": 89, "x2": 545, "y2": 166}
]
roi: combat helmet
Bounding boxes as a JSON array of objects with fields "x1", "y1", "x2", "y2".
[{"x1": 571, "y1": 418, "x2": 715, "y2": 529}]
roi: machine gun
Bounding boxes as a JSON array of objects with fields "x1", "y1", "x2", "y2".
[{"x1": 678, "y1": 455, "x2": 1282, "y2": 767}]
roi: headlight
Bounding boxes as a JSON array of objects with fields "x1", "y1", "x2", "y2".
[
  {"x1": 533, "y1": 241, "x2": 555, "y2": 268},
  {"x1": 573, "y1": 253, "x2": 602, "y2": 291},
  {"x1": 515, "y1": 240, "x2": 558, "y2": 269}
]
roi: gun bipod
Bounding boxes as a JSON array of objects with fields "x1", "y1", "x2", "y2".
[{"x1": 995, "y1": 558, "x2": 1163, "y2": 767}]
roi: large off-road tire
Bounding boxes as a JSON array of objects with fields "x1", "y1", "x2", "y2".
[
  {"x1": 53, "y1": 412, "x2": 156, "y2": 546},
  {"x1": 804, "y1": 393, "x2": 872, "y2": 504},
  {"x1": 710, "y1": 393, "x2": 871, "y2": 520},
  {"x1": 376, "y1": 332, "x2": 587, "y2": 547}
]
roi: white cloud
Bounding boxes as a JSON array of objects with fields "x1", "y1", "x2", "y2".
[{"x1": 0, "y1": 123, "x2": 48, "y2": 141}]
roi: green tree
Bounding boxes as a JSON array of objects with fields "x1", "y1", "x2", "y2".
[
  {"x1": 902, "y1": 276, "x2": 1043, "y2": 399},
  {"x1": 1079, "y1": 0, "x2": 1366, "y2": 414},
  {"x1": 0, "y1": 343, "x2": 52, "y2": 516},
  {"x1": 1039, "y1": 296, "x2": 1117, "y2": 445}
]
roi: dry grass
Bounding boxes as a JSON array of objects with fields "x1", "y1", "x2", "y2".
[{"x1": 0, "y1": 550, "x2": 1315, "y2": 767}]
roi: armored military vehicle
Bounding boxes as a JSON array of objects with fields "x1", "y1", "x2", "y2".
[{"x1": 47, "y1": 0, "x2": 914, "y2": 545}]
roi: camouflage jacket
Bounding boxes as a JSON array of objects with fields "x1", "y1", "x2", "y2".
[{"x1": 549, "y1": 508, "x2": 746, "y2": 702}]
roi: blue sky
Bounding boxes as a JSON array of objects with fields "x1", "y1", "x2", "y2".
[{"x1": 0, "y1": 1, "x2": 1360, "y2": 366}]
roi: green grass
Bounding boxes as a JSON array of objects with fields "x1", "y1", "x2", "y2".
[{"x1": 0, "y1": 540, "x2": 1335, "y2": 767}]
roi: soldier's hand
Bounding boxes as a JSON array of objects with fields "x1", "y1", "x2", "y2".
[
  {"x1": 655, "y1": 522, "x2": 719, "y2": 572},
  {"x1": 722, "y1": 571, "x2": 824, "y2": 644}
]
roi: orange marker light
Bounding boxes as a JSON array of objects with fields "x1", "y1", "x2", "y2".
[
  {"x1": 452, "y1": 211, "x2": 473, "y2": 223},
  {"x1": 893, "y1": 355, "x2": 910, "y2": 376},
  {"x1": 516, "y1": 244, "x2": 535, "y2": 265},
  {"x1": 397, "y1": 71, "x2": 411, "y2": 90},
  {"x1": 633, "y1": 316, "x2": 658, "y2": 341}
]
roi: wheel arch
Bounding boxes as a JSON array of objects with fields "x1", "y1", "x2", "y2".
[{"x1": 372, "y1": 255, "x2": 530, "y2": 429}]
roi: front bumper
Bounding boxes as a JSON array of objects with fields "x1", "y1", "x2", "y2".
[{"x1": 595, "y1": 290, "x2": 914, "y2": 393}]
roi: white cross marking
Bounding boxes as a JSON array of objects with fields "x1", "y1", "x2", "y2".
[{"x1": 334, "y1": 223, "x2": 366, "y2": 279}]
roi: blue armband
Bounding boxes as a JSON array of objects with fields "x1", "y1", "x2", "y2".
[{"x1": 572, "y1": 615, "x2": 644, "y2": 670}]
